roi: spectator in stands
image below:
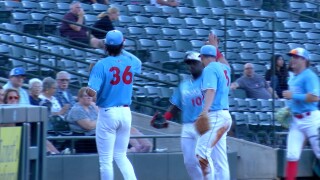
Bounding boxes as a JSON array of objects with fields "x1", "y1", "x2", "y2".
[
  {"x1": 0, "y1": 86, "x2": 4, "y2": 104},
  {"x1": 151, "y1": 0, "x2": 179, "y2": 7},
  {"x1": 81, "y1": 0, "x2": 109, "y2": 4},
  {"x1": 59, "y1": 1, "x2": 104, "y2": 49},
  {"x1": 91, "y1": 7, "x2": 119, "y2": 39},
  {"x1": 39, "y1": 77, "x2": 69, "y2": 117},
  {"x1": 55, "y1": 71, "x2": 75, "y2": 113},
  {"x1": 3, "y1": 67, "x2": 29, "y2": 105},
  {"x1": 127, "y1": 127, "x2": 152, "y2": 153},
  {"x1": 67, "y1": 87, "x2": 98, "y2": 136},
  {"x1": 265, "y1": 54, "x2": 288, "y2": 98},
  {"x1": 3, "y1": 88, "x2": 20, "y2": 104},
  {"x1": 28, "y1": 78, "x2": 43, "y2": 106},
  {"x1": 231, "y1": 63, "x2": 277, "y2": 99}
]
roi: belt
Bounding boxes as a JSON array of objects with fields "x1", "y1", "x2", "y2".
[
  {"x1": 115, "y1": 105, "x2": 129, "y2": 107},
  {"x1": 209, "y1": 109, "x2": 229, "y2": 112},
  {"x1": 294, "y1": 112, "x2": 311, "y2": 119}
]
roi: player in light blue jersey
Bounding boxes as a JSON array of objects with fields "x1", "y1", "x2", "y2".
[
  {"x1": 282, "y1": 48, "x2": 320, "y2": 180},
  {"x1": 196, "y1": 33, "x2": 232, "y2": 180},
  {"x1": 86, "y1": 30, "x2": 141, "y2": 180},
  {"x1": 164, "y1": 51, "x2": 204, "y2": 180}
]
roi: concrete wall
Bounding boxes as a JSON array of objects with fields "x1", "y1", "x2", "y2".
[{"x1": 46, "y1": 152, "x2": 237, "y2": 180}]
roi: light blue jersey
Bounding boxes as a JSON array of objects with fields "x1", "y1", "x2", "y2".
[
  {"x1": 288, "y1": 68, "x2": 319, "y2": 114},
  {"x1": 88, "y1": 50, "x2": 141, "y2": 108},
  {"x1": 170, "y1": 75, "x2": 203, "y2": 124},
  {"x1": 202, "y1": 62, "x2": 231, "y2": 111}
]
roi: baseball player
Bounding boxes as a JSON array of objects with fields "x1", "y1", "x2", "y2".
[
  {"x1": 86, "y1": 30, "x2": 141, "y2": 180},
  {"x1": 196, "y1": 36, "x2": 232, "y2": 179},
  {"x1": 282, "y1": 48, "x2": 320, "y2": 180},
  {"x1": 164, "y1": 51, "x2": 205, "y2": 180}
]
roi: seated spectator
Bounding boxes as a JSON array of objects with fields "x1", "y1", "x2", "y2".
[
  {"x1": 55, "y1": 71, "x2": 76, "y2": 113},
  {"x1": 128, "y1": 127, "x2": 152, "y2": 153},
  {"x1": 67, "y1": 87, "x2": 98, "y2": 136},
  {"x1": 0, "y1": 86, "x2": 4, "y2": 104},
  {"x1": 3, "y1": 88, "x2": 20, "y2": 105},
  {"x1": 28, "y1": 78, "x2": 43, "y2": 106},
  {"x1": 231, "y1": 63, "x2": 277, "y2": 99},
  {"x1": 3, "y1": 67, "x2": 29, "y2": 105},
  {"x1": 59, "y1": 1, "x2": 104, "y2": 49},
  {"x1": 265, "y1": 54, "x2": 288, "y2": 98},
  {"x1": 91, "y1": 7, "x2": 119, "y2": 39},
  {"x1": 39, "y1": 77, "x2": 69, "y2": 117},
  {"x1": 81, "y1": 0, "x2": 109, "y2": 4},
  {"x1": 151, "y1": 0, "x2": 179, "y2": 7}
]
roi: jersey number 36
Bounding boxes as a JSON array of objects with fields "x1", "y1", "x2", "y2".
[{"x1": 110, "y1": 66, "x2": 133, "y2": 85}]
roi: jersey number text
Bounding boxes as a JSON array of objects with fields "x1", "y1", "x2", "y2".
[
  {"x1": 110, "y1": 66, "x2": 133, "y2": 85},
  {"x1": 224, "y1": 70, "x2": 230, "y2": 86}
]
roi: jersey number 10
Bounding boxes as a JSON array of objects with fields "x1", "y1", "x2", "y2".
[{"x1": 110, "y1": 66, "x2": 133, "y2": 85}]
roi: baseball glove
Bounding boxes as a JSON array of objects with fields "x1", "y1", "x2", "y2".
[
  {"x1": 150, "y1": 112, "x2": 169, "y2": 129},
  {"x1": 195, "y1": 113, "x2": 210, "y2": 135},
  {"x1": 275, "y1": 107, "x2": 292, "y2": 129}
]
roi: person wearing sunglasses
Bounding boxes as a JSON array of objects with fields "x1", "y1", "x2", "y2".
[
  {"x1": 55, "y1": 71, "x2": 75, "y2": 116},
  {"x1": 3, "y1": 67, "x2": 30, "y2": 105},
  {"x1": 3, "y1": 88, "x2": 20, "y2": 104}
]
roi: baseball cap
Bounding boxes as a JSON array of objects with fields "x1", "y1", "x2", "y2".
[
  {"x1": 9, "y1": 67, "x2": 26, "y2": 76},
  {"x1": 184, "y1": 51, "x2": 201, "y2": 62},
  {"x1": 287, "y1": 47, "x2": 309, "y2": 60},
  {"x1": 199, "y1": 45, "x2": 217, "y2": 57},
  {"x1": 105, "y1": 30, "x2": 124, "y2": 46}
]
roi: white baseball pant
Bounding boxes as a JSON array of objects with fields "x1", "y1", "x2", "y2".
[
  {"x1": 286, "y1": 110, "x2": 320, "y2": 161},
  {"x1": 181, "y1": 123, "x2": 203, "y2": 180},
  {"x1": 96, "y1": 106, "x2": 137, "y2": 180},
  {"x1": 196, "y1": 110, "x2": 232, "y2": 180}
]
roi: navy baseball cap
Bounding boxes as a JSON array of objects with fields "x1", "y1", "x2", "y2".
[
  {"x1": 10, "y1": 67, "x2": 26, "y2": 76},
  {"x1": 199, "y1": 45, "x2": 217, "y2": 57},
  {"x1": 105, "y1": 30, "x2": 124, "y2": 46},
  {"x1": 287, "y1": 47, "x2": 310, "y2": 60}
]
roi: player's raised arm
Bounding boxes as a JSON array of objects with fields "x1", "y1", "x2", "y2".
[{"x1": 207, "y1": 31, "x2": 230, "y2": 67}]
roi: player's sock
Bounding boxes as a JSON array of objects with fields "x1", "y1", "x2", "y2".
[{"x1": 285, "y1": 161, "x2": 298, "y2": 180}]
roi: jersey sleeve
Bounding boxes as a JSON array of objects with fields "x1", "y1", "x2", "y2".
[
  {"x1": 202, "y1": 66, "x2": 218, "y2": 91},
  {"x1": 122, "y1": 50, "x2": 142, "y2": 74},
  {"x1": 88, "y1": 62, "x2": 104, "y2": 92},
  {"x1": 306, "y1": 72, "x2": 320, "y2": 96},
  {"x1": 170, "y1": 87, "x2": 182, "y2": 109}
]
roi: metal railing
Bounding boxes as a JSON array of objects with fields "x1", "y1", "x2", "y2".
[{"x1": 47, "y1": 134, "x2": 180, "y2": 153}]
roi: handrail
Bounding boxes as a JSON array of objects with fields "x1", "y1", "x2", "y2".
[
  {"x1": 47, "y1": 134, "x2": 181, "y2": 152},
  {"x1": 281, "y1": 8, "x2": 320, "y2": 22}
]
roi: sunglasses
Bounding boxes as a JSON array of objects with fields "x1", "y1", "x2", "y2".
[
  {"x1": 58, "y1": 79, "x2": 70, "y2": 82},
  {"x1": 8, "y1": 96, "x2": 19, "y2": 100}
]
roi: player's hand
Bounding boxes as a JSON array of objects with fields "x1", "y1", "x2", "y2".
[
  {"x1": 282, "y1": 90, "x2": 292, "y2": 99},
  {"x1": 207, "y1": 32, "x2": 219, "y2": 47}
]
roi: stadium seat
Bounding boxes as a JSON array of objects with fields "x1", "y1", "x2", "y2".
[
  {"x1": 243, "y1": 9, "x2": 260, "y2": 17},
  {"x1": 128, "y1": 27, "x2": 146, "y2": 38},
  {"x1": 240, "y1": 1, "x2": 256, "y2": 9},
  {"x1": 239, "y1": 52, "x2": 257, "y2": 61},
  {"x1": 167, "y1": 17, "x2": 186, "y2": 28},
  {"x1": 174, "y1": 40, "x2": 192, "y2": 52},
  {"x1": 235, "y1": 98, "x2": 249, "y2": 111},
  {"x1": 201, "y1": 18, "x2": 221, "y2": 29},
  {"x1": 230, "y1": 89, "x2": 247, "y2": 99},
  {"x1": 161, "y1": 27, "x2": 179, "y2": 39},
  {"x1": 243, "y1": 30, "x2": 259, "y2": 42},
  {"x1": 195, "y1": 7, "x2": 212, "y2": 17},
  {"x1": 234, "y1": 19, "x2": 252, "y2": 30},
  {"x1": 247, "y1": 98, "x2": 261, "y2": 111},
  {"x1": 84, "y1": 14, "x2": 97, "y2": 26},
  {"x1": 288, "y1": 43, "x2": 303, "y2": 50},
  {"x1": 92, "y1": 3, "x2": 108, "y2": 13},
  {"x1": 256, "y1": 52, "x2": 272, "y2": 62},
  {"x1": 160, "y1": 6, "x2": 179, "y2": 17},
  {"x1": 56, "y1": 3, "x2": 70, "y2": 13},
  {"x1": 274, "y1": 11, "x2": 291, "y2": 20},
  {"x1": 259, "y1": 10, "x2": 275, "y2": 18},
  {"x1": 118, "y1": 15, "x2": 135, "y2": 27},
  {"x1": 219, "y1": 19, "x2": 236, "y2": 29},
  {"x1": 194, "y1": 28, "x2": 210, "y2": 39},
  {"x1": 251, "y1": 20, "x2": 268, "y2": 31},
  {"x1": 289, "y1": 31, "x2": 307, "y2": 42},
  {"x1": 4, "y1": 1, "x2": 23, "y2": 11},
  {"x1": 143, "y1": 5, "x2": 162, "y2": 17},
  {"x1": 282, "y1": 21, "x2": 299, "y2": 31},
  {"x1": 211, "y1": 8, "x2": 225, "y2": 17},
  {"x1": 149, "y1": 51, "x2": 169, "y2": 63},
  {"x1": 289, "y1": 2, "x2": 306, "y2": 12},
  {"x1": 167, "y1": 50, "x2": 185, "y2": 61},
  {"x1": 193, "y1": 0, "x2": 209, "y2": 7},
  {"x1": 258, "y1": 99, "x2": 272, "y2": 111},
  {"x1": 298, "y1": 22, "x2": 315, "y2": 31},
  {"x1": 133, "y1": 16, "x2": 151, "y2": 27},
  {"x1": 156, "y1": 39, "x2": 174, "y2": 51},
  {"x1": 127, "y1": 4, "x2": 145, "y2": 16},
  {"x1": 274, "y1": 42, "x2": 290, "y2": 53},
  {"x1": 223, "y1": 0, "x2": 240, "y2": 8},
  {"x1": 137, "y1": 39, "x2": 157, "y2": 50},
  {"x1": 243, "y1": 112, "x2": 259, "y2": 130},
  {"x1": 110, "y1": 4, "x2": 128, "y2": 15},
  {"x1": 305, "y1": 32, "x2": 320, "y2": 44},
  {"x1": 227, "y1": 30, "x2": 244, "y2": 41},
  {"x1": 303, "y1": 43, "x2": 320, "y2": 51},
  {"x1": 22, "y1": 1, "x2": 40, "y2": 11},
  {"x1": 178, "y1": 28, "x2": 196, "y2": 40},
  {"x1": 150, "y1": 16, "x2": 168, "y2": 27},
  {"x1": 256, "y1": 41, "x2": 272, "y2": 52},
  {"x1": 225, "y1": 52, "x2": 240, "y2": 62},
  {"x1": 274, "y1": 31, "x2": 291, "y2": 42},
  {"x1": 177, "y1": 7, "x2": 195, "y2": 17},
  {"x1": 240, "y1": 41, "x2": 257, "y2": 53},
  {"x1": 253, "y1": 63, "x2": 267, "y2": 76},
  {"x1": 190, "y1": 40, "x2": 205, "y2": 51},
  {"x1": 184, "y1": 17, "x2": 203, "y2": 28},
  {"x1": 144, "y1": 27, "x2": 163, "y2": 39}
]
